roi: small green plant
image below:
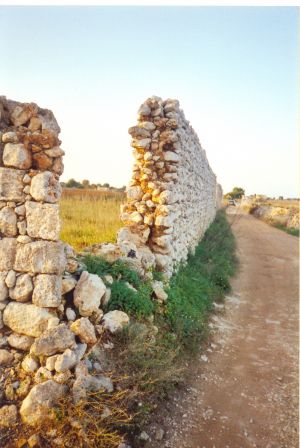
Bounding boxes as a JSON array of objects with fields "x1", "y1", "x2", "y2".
[{"x1": 84, "y1": 255, "x2": 155, "y2": 317}]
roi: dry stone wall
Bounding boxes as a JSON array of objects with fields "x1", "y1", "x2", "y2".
[
  {"x1": 0, "y1": 97, "x2": 129, "y2": 429},
  {"x1": 0, "y1": 95, "x2": 221, "y2": 432},
  {"x1": 119, "y1": 96, "x2": 219, "y2": 277}
]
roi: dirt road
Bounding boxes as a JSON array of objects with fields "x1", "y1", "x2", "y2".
[{"x1": 148, "y1": 210, "x2": 299, "y2": 448}]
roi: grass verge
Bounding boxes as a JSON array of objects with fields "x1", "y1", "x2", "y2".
[
  {"x1": 84, "y1": 210, "x2": 237, "y2": 441},
  {"x1": 273, "y1": 223, "x2": 299, "y2": 237}
]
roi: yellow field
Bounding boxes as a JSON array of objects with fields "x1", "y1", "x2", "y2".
[
  {"x1": 60, "y1": 189, "x2": 125, "y2": 251},
  {"x1": 264, "y1": 199, "x2": 299, "y2": 210}
]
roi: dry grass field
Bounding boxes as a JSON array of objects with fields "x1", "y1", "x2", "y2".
[
  {"x1": 60, "y1": 188, "x2": 125, "y2": 251},
  {"x1": 264, "y1": 199, "x2": 299, "y2": 209}
]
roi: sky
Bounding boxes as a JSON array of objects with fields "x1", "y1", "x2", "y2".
[{"x1": 0, "y1": 6, "x2": 298, "y2": 197}]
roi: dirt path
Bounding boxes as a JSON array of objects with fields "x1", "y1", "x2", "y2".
[{"x1": 148, "y1": 210, "x2": 299, "y2": 448}]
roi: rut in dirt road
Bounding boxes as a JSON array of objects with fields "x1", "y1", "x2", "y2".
[{"x1": 149, "y1": 211, "x2": 299, "y2": 448}]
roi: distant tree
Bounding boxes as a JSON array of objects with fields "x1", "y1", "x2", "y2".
[
  {"x1": 82, "y1": 179, "x2": 90, "y2": 189},
  {"x1": 225, "y1": 187, "x2": 245, "y2": 199},
  {"x1": 103, "y1": 183, "x2": 110, "y2": 188},
  {"x1": 65, "y1": 178, "x2": 83, "y2": 189}
]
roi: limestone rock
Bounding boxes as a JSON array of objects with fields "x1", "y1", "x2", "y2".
[
  {"x1": 87, "y1": 243, "x2": 123, "y2": 263},
  {"x1": 73, "y1": 374, "x2": 113, "y2": 403},
  {"x1": 0, "y1": 348, "x2": 14, "y2": 365},
  {"x1": 73, "y1": 271, "x2": 105, "y2": 317},
  {"x1": 3, "y1": 143, "x2": 32, "y2": 169},
  {"x1": 101, "y1": 287, "x2": 111, "y2": 307},
  {"x1": 7, "y1": 333, "x2": 34, "y2": 351},
  {"x1": 62, "y1": 276, "x2": 77, "y2": 295},
  {"x1": 25, "y1": 201, "x2": 60, "y2": 241},
  {"x1": 5, "y1": 269, "x2": 16, "y2": 288},
  {"x1": 126, "y1": 186, "x2": 144, "y2": 201},
  {"x1": 22, "y1": 355, "x2": 39, "y2": 373},
  {"x1": 2, "y1": 131, "x2": 18, "y2": 143},
  {"x1": 30, "y1": 171, "x2": 62, "y2": 203},
  {"x1": 0, "y1": 167, "x2": 25, "y2": 201},
  {"x1": 0, "y1": 238, "x2": 17, "y2": 271},
  {"x1": 32, "y1": 274, "x2": 62, "y2": 308},
  {"x1": 0, "y1": 206, "x2": 17, "y2": 236},
  {"x1": 102, "y1": 310, "x2": 130, "y2": 334},
  {"x1": 0, "y1": 272, "x2": 8, "y2": 301},
  {"x1": 163, "y1": 151, "x2": 180, "y2": 162},
  {"x1": 66, "y1": 307, "x2": 76, "y2": 321},
  {"x1": 152, "y1": 280, "x2": 168, "y2": 302},
  {"x1": 11, "y1": 103, "x2": 37, "y2": 126},
  {"x1": 3, "y1": 302, "x2": 59, "y2": 337},
  {"x1": 14, "y1": 241, "x2": 66, "y2": 274},
  {"x1": 31, "y1": 324, "x2": 76, "y2": 356},
  {"x1": 35, "y1": 366, "x2": 53, "y2": 383},
  {"x1": 54, "y1": 348, "x2": 77, "y2": 373},
  {"x1": 9, "y1": 273, "x2": 33, "y2": 302},
  {"x1": 20, "y1": 380, "x2": 67, "y2": 425},
  {"x1": 0, "y1": 405, "x2": 18, "y2": 427},
  {"x1": 70, "y1": 317, "x2": 97, "y2": 344}
]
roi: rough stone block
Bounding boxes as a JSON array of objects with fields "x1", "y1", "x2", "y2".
[
  {"x1": 0, "y1": 238, "x2": 17, "y2": 271},
  {"x1": 0, "y1": 168, "x2": 25, "y2": 201},
  {"x1": 3, "y1": 143, "x2": 32, "y2": 169},
  {"x1": 32, "y1": 274, "x2": 62, "y2": 308},
  {"x1": 3, "y1": 302, "x2": 59, "y2": 337},
  {"x1": 14, "y1": 241, "x2": 66, "y2": 274},
  {"x1": 25, "y1": 201, "x2": 60, "y2": 241},
  {"x1": 30, "y1": 171, "x2": 61, "y2": 203}
]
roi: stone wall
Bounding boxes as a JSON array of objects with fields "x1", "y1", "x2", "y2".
[
  {"x1": 0, "y1": 97, "x2": 66, "y2": 330},
  {"x1": 0, "y1": 98, "x2": 128, "y2": 428},
  {"x1": 119, "y1": 96, "x2": 219, "y2": 277},
  {"x1": 0, "y1": 96, "x2": 221, "y2": 431}
]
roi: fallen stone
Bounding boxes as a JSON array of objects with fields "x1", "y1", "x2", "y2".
[
  {"x1": 101, "y1": 287, "x2": 111, "y2": 307},
  {"x1": 54, "y1": 348, "x2": 77, "y2": 373},
  {"x1": 66, "y1": 307, "x2": 76, "y2": 321},
  {"x1": 32, "y1": 274, "x2": 62, "y2": 308},
  {"x1": 3, "y1": 143, "x2": 32, "y2": 169},
  {"x1": 3, "y1": 302, "x2": 59, "y2": 337},
  {"x1": 46, "y1": 355, "x2": 59, "y2": 371},
  {"x1": 73, "y1": 374, "x2": 113, "y2": 403},
  {"x1": 74, "y1": 271, "x2": 105, "y2": 317},
  {"x1": 21, "y1": 355, "x2": 39, "y2": 373},
  {"x1": 152, "y1": 280, "x2": 168, "y2": 302},
  {"x1": 7, "y1": 333, "x2": 35, "y2": 351},
  {"x1": 102, "y1": 310, "x2": 130, "y2": 334},
  {"x1": 31, "y1": 323, "x2": 76, "y2": 356},
  {"x1": 20, "y1": 380, "x2": 67, "y2": 425},
  {"x1": 0, "y1": 348, "x2": 14, "y2": 366},
  {"x1": 62, "y1": 276, "x2": 77, "y2": 295},
  {"x1": 34, "y1": 366, "x2": 53, "y2": 383},
  {"x1": 0, "y1": 405, "x2": 18, "y2": 427},
  {"x1": 70, "y1": 318, "x2": 97, "y2": 344}
]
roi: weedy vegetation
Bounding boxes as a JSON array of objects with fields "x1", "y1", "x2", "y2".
[{"x1": 11, "y1": 209, "x2": 237, "y2": 447}]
